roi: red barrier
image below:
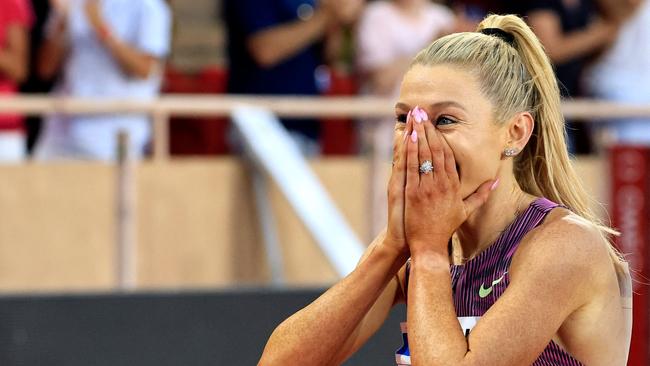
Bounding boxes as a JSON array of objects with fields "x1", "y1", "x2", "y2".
[
  {"x1": 610, "y1": 146, "x2": 650, "y2": 366},
  {"x1": 164, "y1": 65, "x2": 230, "y2": 155}
]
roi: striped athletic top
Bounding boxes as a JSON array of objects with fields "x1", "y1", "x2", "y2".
[{"x1": 396, "y1": 197, "x2": 584, "y2": 366}]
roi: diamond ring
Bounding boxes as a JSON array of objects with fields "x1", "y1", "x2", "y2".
[{"x1": 419, "y1": 160, "x2": 433, "y2": 174}]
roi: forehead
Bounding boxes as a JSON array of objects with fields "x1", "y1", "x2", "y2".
[{"x1": 398, "y1": 64, "x2": 491, "y2": 113}]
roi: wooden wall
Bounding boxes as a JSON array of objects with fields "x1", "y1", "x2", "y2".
[{"x1": 0, "y1": 157, "x2": 607, "y2": 292}]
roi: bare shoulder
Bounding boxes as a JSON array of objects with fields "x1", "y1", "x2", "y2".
[{"x1": 510, "y1": 207, "x2": 614, "y2": 292}]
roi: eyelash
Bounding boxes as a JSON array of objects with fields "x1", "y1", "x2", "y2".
[{"x1": 396, "y1": 114, "x2": 457, "y2": 126}]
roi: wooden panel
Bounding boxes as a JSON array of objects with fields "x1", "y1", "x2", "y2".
[
  {"x1": 136, "y1": 159, "x2": 242, "y2": 288},
  {"x1": 0, "y1": 163, "x2": 114, "y2": 291},
  {"x1": 269, "y1": 158, "x2": 370, "y2": 285},
  {"x1": 0, "y1": 156, "x2": 610, "y2": 291}
]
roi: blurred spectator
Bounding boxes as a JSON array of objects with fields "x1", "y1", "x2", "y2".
[
  {"x1": 35, "y1": 0, "x2": 171, "y2": 161},
  {"x1": 20, "y1": 0, "x2": 56, "y2": 156},
  {"x1": 0, "y1": 0, "x2": 32, "y2": 162},
  {"x1": 356, "y1": 0, "x2": 454, "y2": 97},
  {"x1": 355, "y1": 0, "x2": 455, "y2": 235},
  {"x1": 447, "y1": 0, "x2": 508, "y2": 22},
  {"x1": 584, "y1": 0, "x2": 650, "y2": 145},
  {"x1": 223, "y1": 0, "x2": 364, "y2": 156},
  {"x1": 509, "y1": 0, "x2": 619, "y2": 154}
]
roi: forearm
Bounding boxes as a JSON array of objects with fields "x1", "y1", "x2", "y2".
[
  {"x1": 545, "y1": 25, "x2": 612, "y2": 64},
  {"x1": 102, "y1": 35, "x2": 158, "y2": 79},
  {"x1": 38, "y1": 37, "x2": 67, "y2": 80},
  {"x1": 0, "y1": 25, "x2": 29, "y2": 83},
  {"x1": 259, "y1": 244, "x2": 406, "y2": 365},
  {"x1": 248, "y1": 9, "x2": 331, "y2": 68},
  {"x1": 0, "y1": 49, "x2": 26, "y2": 82},
  {"x1": 408, "y1": 251, "x2": 467, "y2": 366}
]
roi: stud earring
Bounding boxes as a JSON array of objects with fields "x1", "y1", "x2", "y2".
[{"x1": 504, "y1": 147, "x2": 518, "y2": 157}]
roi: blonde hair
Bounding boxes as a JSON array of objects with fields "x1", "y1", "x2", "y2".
[{"x1": 411, "y1": 14, "x2": 625, "y2": 270}]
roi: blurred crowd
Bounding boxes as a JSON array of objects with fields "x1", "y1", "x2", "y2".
[{"x1": 0, "y1": 0, "x2": 649, "y2": 162}]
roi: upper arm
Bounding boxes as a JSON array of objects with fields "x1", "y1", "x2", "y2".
[
  {"x1": 461, "y1": 217, "x2": 606, "y2": 365},
  {"x1": 136, "y1": 0, "x2": 171, "y2": 59},
  {"x1": 527, "y1": 9, "x2": 564, "y2": 55}
]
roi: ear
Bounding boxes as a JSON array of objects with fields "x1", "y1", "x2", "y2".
[{"x1": 503, "y1": 112, "x2": 534, "y2": 156}]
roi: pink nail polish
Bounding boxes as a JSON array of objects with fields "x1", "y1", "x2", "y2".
[
  {"x1": 407, "y1": 110, "x2": 412, "y2": 122},
  {"x1": 413, "y1": 106, "x2": 422, "y2": 123},
  {"x1": 490, "y1": 179, "x2": 500, "y2": 191},
  {"x1": 411, "y1": 130, "x2": 418, "y2": 142},
  {"x1": 419, "y1": 109, "x2": 428, "y2": 122}
]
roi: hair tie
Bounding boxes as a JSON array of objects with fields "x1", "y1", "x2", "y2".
[{"x1": 480, "y1": 28, "x2": 515, "y2": 46}]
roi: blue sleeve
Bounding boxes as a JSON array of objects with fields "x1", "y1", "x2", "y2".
[
  {"x1": 135, "y1": 0, "x2": 172, "y2": 58},
  {"x1": 229, "y1": 0, "x2": 280, "y2": 35}
]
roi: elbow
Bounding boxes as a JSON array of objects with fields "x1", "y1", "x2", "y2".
[
  {"x1": 12, "y1": 66, "x2": 27, "y2": 84},
  {"x1": 542, "y1": 45, "x2": 571, "y2": 64},
  {"x1": 130, "y1": 67, "x2": 152, "y2": 80},
  {"x1": 250, "y1": 48, "x2": 281, "y2": 69},
  {"x1": 37, "y1": 57, "x2": 60, "y2": 81},
  {"x1": 247, "y1": 40, "x2": 282, "y2": 69},
  {"x1": 6, "y1": 65, "x2": 27, "y2": 84}
]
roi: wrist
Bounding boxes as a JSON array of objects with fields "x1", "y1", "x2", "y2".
[
  {"x1": 410, "y1": 250, "x2": 450, "y2": 271},
  {"x1": 378, "y1": 239, "x2": 410, "y2": 264},
  {"x1": 96, "y1": 23, "x2": 113, "y2": 44}
]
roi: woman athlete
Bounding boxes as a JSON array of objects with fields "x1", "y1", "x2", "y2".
[{"x1": 259, "y1": 14, "x2": 632, "y2": 366}]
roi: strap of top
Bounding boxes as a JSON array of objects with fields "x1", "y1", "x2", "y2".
[{"x1": 500, "y1": 197, "x2": 563, "y2": 261}]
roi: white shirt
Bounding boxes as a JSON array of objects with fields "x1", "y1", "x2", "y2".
[
  {"x1": 356, "y1": 1, "x2": 454, "y2": 96},
  {"x1": 37, "y1": 0, "x2": 171, "y2": 160},
  {"x1": 583, "y1": 0, "x2": 650, "y2": 144}
]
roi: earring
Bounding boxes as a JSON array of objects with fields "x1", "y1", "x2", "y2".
[{"x1": 504, "y1": 147, "x2": 518, "y2": 157}]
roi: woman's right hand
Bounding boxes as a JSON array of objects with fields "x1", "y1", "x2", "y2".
[{"x1": 384, "y1": 112, "x2": 413, "y2": 257}]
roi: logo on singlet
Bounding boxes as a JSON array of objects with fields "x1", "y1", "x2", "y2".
[{"x1": 478, "y1": 272, "x2": 507, "y2": 298}]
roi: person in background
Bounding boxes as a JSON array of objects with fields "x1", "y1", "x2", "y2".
[
  {"x1": 509, "y1": 0, "x2": 619, "y2": 154},
  {"x1": 0, "y1": 0, "x2": 32, "y2": 162},
  {"x1": 584, "y1": 0, "x2": 650, "y2": 145},
  {"x1": 21, "y1": 0, "x2": 57, "y2": 156},
  {"x1": 355, "y1": 0, "x2": 456, "y2": 236},
  {"x1": 35, "y1": 0, "x2": 171, "y2": 161},
  {"x1": 223, "y1": 0, "x2": 364, "y2": 156}
]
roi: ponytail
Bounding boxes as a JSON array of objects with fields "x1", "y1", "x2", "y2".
[{"x1": 412, "y1": 14, "x2": 625, "y2": 270}]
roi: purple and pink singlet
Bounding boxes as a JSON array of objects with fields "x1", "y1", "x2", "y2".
[{"x1": 396, "y1": 198, "x2": 584, "y2": 366}]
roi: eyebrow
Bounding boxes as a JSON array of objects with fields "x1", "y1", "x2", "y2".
[{"x1": 395, "y1": 101, "x2": 467, "y2": 112}]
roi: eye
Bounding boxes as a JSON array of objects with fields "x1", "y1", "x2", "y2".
[
  {"x1": 436, "y1": 116, "x2": 457, "y2": 126},
  {"x1": 396, "y1": 114, "x2": 407, "y2": 123}
]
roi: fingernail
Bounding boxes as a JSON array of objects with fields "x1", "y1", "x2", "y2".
[
  {"x1": 407, "y1": 110, "x2": 412, "y2": 122},
  {"x1": 490, "y1": 179, "x2": 500, "y2": 191},
  {"x1": 413, "y1": 106, "x2": 422, "y2": 123},
  {"x1": 419, "y1": 109, "x2": 428, "y2": 123},
  {"x1": 411, "y1": 130, "x2": 418, "y2": 142}
]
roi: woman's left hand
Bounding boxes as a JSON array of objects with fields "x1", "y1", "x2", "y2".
[{"x1": 403, "y1": 107, "x2": 497, "y2": 259}]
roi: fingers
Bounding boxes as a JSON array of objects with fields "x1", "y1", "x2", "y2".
[
  {"x1": 406, "y1": 116, "x2": 421, "y2": 190},
  {"x1": 421, "y1": 118, "x2": 445, "y2": 183},
  {"x1": 388, "y1": 117, "x2": 411, "y2": 203},
  {"x1": 391, "y1": 115, "x2": 411, "y2": 176},
  {"x1": 412, "y1": 112, "x2": 433, "y2": 186},
  {"x1": 440, "y1": 133, "x2": 459, "y2": 183},
  {"x1": 464, "y1": 179, "x2": 499, "y2": 215}
]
